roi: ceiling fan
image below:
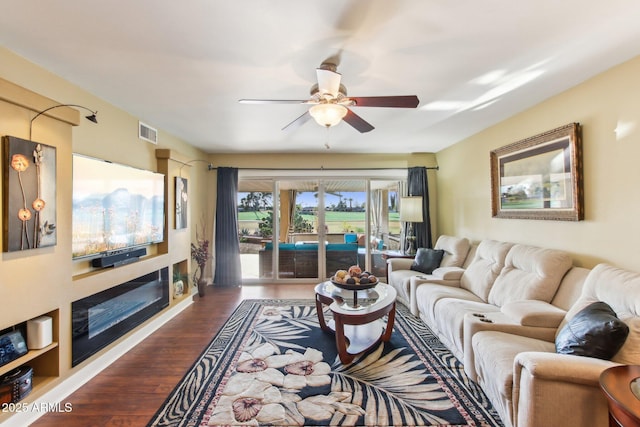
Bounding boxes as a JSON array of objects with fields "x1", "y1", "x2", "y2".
[{"x1": 239, "y1": 62, "x2": 419, "y2": 133}]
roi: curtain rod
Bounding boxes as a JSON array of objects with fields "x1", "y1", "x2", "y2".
[{"x1": 208, "y1": 166, "x2": 439, "y2": 171}]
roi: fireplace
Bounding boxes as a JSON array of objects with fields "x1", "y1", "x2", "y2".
[{"x1": 72, "y1": 267, "x2": 169, "y2": 366}]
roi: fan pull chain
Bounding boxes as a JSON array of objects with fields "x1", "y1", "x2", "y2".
[{"x1": 324, "y1": 126, "x2": 331, "y2": 149}]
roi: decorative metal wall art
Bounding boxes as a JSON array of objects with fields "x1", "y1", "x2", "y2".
[{"x1": 3, "y1": 136, "x2": 57, "y2": 251}]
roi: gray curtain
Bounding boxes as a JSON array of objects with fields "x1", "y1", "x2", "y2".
[
  {"x1": 407, "y1": 166, "x2": 433, "y2": 249},
  {"x1": 288, "y1": 189, "x2": 297, "y2": 242},
  {"x1": 372, "y1": 189, "x2": 383, "y2": 238},
  {"x1": 214, "y1": 167, "x2": 242, "y2": 287}
]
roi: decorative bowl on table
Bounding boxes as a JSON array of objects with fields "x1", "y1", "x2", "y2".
[{"x1": 330, "y1": 265, "x2": 379, "y2": 291}]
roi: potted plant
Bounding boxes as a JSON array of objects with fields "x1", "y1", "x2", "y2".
[{"x1": 172, "y1": 269, "x2": 186, "y2": 298}]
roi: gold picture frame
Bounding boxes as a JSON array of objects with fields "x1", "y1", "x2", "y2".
[{"x1": 491, "y1": 123, "x2": 583, "y2": 221}]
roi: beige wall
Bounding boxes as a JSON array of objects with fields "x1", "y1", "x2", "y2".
[
  {"x1": 0, "y1": 47, "x2": 210, "y2": 395},
  {"x1": 436, "y1": 55, "x2": 640, "y2": 271}
]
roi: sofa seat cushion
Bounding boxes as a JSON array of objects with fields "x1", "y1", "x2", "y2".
[
  {"x1": 473, "y1": 331, "x2": 555, "y2": 425},
  {"x1": 390, "y1": 269, "x2": 464, "y2": 311},
  {"x1": 388, "y1": 269, "x2": 421, "y2": 303},
  {"x1": 410, "y1": 248, "x2": 445, "y2": 274},
  {"x1": 462, "y1": 311, "x2": 559, "y2": 382},
  {"x1": 432, "y1": 298, "x2": 500, "y2": 359},
  {"x1": 474, "y1": 331, "x2": 555, "y2": 396},
  {"x1": 488, "y1": 245, "x2": 573, "y2": 307},
  {"x1": 555, "y1": 301, "x2": 629, "y2": 360},
  {"x1": 416, "y1": 284, "x2": 484, "y2": 326}
]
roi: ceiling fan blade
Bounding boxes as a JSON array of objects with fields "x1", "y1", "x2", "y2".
[
  {"x1": 348, "y1": 95, "x2": 420, "y2": 108},
  {"x1": 239, "y1": 99, "x2": 308, "y2": 104},
  {"x1": 316, "y1": 68, "x2": 342, "y2": 97},
  {"x1": 282, "y1": 110, "x2": 312, "y2": 131},
  {"x1": 343, "y1": 108, "x2": 374, "y2": 133}
]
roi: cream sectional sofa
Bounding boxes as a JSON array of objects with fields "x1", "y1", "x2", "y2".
[{"x1": 387, "y1": 237, "x2": 640, "y2": 427}]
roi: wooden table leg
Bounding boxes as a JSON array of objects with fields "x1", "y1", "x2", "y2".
[
  {"x1": 316, "y1": 293, "x2": 331, "y2": 332},
  {"x1": 334, "y1": 313, "x2": 355, "y2": 364},
  {"x1": 381, "y1": 302, "x2": 396, "y2": 342}
]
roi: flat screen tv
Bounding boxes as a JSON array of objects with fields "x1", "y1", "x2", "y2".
[{"x1": 72, "y1": 154, "x2": 165, "y2": 260}]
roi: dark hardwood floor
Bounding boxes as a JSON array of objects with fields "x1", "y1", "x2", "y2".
[{"x1": 31, "y1": 283, "x2": 316, "y2": 427}]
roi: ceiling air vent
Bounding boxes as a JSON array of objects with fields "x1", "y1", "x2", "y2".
[{"x1": 139, "y1": 121, "x2": 158, "y2": 144}]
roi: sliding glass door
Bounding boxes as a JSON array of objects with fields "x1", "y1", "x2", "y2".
[
  {"x1": 365, "y1": 180, "x2": 403, "y2": 279},
  {"x1": 238, "y1": 172, "x2": 405, "y2": 283},
  {"x1": 238, "y1": 180, "x2": 274, "y2": 279},
  {"x1": 323, "y1": 179, "x2": 365, "y2": 278},
  {"x1": 279, "y1": 180, "x2": 321, "y2": 279}
]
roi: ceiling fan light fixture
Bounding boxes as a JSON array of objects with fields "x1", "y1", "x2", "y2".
[{"x1": 309, "y1": 103, "x2": 347, "y2": 127}]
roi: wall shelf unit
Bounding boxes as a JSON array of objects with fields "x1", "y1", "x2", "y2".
[
  {"x1": 0, "y1": 309, "x2": 59, "y2": 422},
  {"x1": 172, "y1": 259, "x2": 190, "y2": 301}
]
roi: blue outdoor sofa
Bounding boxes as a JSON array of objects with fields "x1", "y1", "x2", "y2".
[{"x1": 258, "y1": 242, "x2": 358, "y2": 278}]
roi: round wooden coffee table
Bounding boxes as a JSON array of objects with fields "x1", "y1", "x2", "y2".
[
  {"x1": 599, "y1": 365, "x2": 640, "y2": 427},
  {"x1": 315, "y1": 281, "x2": 397, "y2": 364}
]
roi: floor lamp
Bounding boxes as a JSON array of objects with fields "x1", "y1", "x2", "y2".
[{"x1": 400, "y1": 196, "x2": 423, "y2": 255}]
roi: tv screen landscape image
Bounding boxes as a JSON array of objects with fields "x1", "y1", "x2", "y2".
[{"x1": 72, "y1": 154, "x2": 165, "y2": 260}]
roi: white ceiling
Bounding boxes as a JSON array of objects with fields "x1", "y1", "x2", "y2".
[{"x1": 2, "y1": 1, "x2": 640, "y2": 154}]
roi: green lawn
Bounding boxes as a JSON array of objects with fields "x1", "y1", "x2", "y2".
[
  {"x1": 238, "y1": 211, "x2": 270, "y2": 221},
  {"x1": 238, "y1": 210, "x2": 401, "y2": 234},
  {"x1": 238, "y1": 210, "x2": 400, "y2": 221},
  {"x1": 501, "y1": 199, "x2": 543, "y2": 209}
]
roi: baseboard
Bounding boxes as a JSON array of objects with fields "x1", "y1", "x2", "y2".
[{"x1": 1, "y1": 295, "x2": 194, "y2": 427}]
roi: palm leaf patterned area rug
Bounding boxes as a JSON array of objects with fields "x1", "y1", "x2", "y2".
[{"x1": 148, "y1": 299, "x2": 504, "y2": 427}]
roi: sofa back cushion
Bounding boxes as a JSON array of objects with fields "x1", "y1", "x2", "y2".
[
  {"x1": 326, "y1": 243, "x2": 358, "y2": 252},
  {"x1": 462, "y1": 244, "x2": 478, "y2": 269},
  {"x1": 559, "y1": 263, "x2": 640, "y2": 365},
  {"x1": 551, "y1": 266, "x2": 590, "y2": 311},
  {"x1": 264, "y1": 242, "x2": 296, "y2": 251},
  {"x1": 434, "y1": 235, "x2": 470, "y2": 268},
  {"x1": 488, "y1": 245, "x2": 573, "y2": 307},
  {"x1": 460, "y1": 240, "x2": 513, "y2": 302}
]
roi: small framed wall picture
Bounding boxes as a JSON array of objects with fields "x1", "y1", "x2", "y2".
[{"x1": 175, "y1": 176, "x2": 188, "y2": 229}]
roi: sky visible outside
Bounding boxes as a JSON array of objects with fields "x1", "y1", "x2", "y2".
[{"x1": 296, "y1": 191, "x2": 366, "y2": 208}]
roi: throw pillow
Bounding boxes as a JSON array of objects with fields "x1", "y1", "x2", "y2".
[
  {"x1": 555, "y1": 301, "x2": 630, "y2": 360},
  {"x1": 410, "y1": 248, "x2": 445, "y2": 275}
]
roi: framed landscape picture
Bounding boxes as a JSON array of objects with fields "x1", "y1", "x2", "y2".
[{"x1": 490, "y1": 123, "x2": 583, "y2": 221}]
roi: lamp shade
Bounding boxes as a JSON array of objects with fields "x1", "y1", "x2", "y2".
[
  {"x1": 400, "y1": 196, "x2": 423, "y2": 223},
  {"x1": 309, "y1": 103, "x2": 348, "y2": 127}
]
